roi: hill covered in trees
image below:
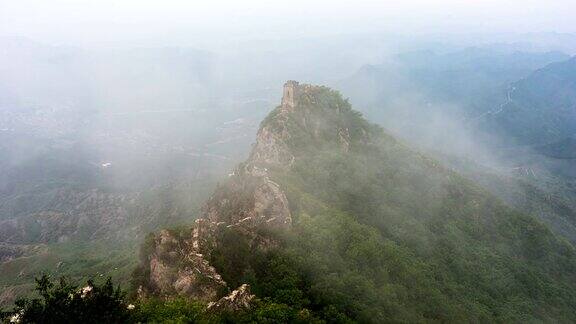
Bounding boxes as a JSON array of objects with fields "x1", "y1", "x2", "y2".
[{"x1": 127, "y1": 81, "x2": 576, "y2": 322}]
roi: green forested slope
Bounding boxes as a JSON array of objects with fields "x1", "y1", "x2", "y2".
[{"x1": 207, "y1": 85, "x2": 576, "y2": 322}]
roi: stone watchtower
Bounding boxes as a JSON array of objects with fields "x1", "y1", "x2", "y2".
[{"x1": 281, "y1": 80, "x2": 299, "y2": 112}]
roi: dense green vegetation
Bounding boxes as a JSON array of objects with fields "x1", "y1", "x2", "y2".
[
  {"x1": 268, "y1": 153, "x2": 576, "y2": 322},
  {"x1": 1, "y1": 274, "x2": 130, "y2": 323},
  {"x1": 340, "y1": 50, "x2": 576, "y2": 249},
  {"x1": 1, "y1": 274, "x2": 326, "y2": 323},
  {"x1": 0, "y1": 241, "x2": 139, "y2": 310},
  {"x1": 210, "y1": 86, "x2": 576, "y2": 322},
  {"x1": 205, "y1": 156, "x2": 576, "y2": 321},
  {"x1": 145, "y1": 86, "x2": 576, "y2": 322}
]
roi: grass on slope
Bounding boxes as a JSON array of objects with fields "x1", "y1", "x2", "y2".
[{"x1": 0, "y1": 240, "x2": 138, "y2": 306}]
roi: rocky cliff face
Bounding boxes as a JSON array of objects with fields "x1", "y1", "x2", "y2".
[
  {"x1": 142, "y1": 228, "x2": 226, "y2": 301},
  {"x1": 251, "y1": 80, "x2": 368, "y2": 162},
  {"x1": 248, "y1": 81, "x2": 299, "y2": 166},
  {"x1": 207, "y1": 284, "x2": 255, "y2": 312},
  {"x1": 136, "y1": 82, "x2": 311, "y2": 305},
  {"x1": 139, "y1": 160, "x2": 294, "y2": 302}
]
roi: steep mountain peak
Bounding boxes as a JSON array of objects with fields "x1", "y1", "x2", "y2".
[
  {"x1": 251, "y1": 80, "x2": 375, "y2": 167},
  {"x1": 279, "y1": 80, "x2": 327, "y2": 111},
  {"x1": 136, "y1": 81, "x2": 372, "y2": 304},
  {"x1": 135, "y1": 83, "x2": 311, "y2": 302},
  {"x1": 134, "y1": 81, "x2": 384, "y2": 306}
]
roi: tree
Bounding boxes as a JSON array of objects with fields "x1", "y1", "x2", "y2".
[{"x1": 3, "y1": 274, "x2": 131, "y2": 323}]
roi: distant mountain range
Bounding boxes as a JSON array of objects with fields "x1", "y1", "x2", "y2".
[
  {"x1": 338, "y1": 48, "x2": 570, "y2": 122},
  {"x1": 338, "y1": 49, "x2": 576, "y2": 247},
  {"x1": 480, "y1": 56, "x2": 576, "y2": 147}
]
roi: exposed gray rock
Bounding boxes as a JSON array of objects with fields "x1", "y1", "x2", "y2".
[
  {"x1": 145, "y1": 229, "x2": 226, "y2": 302},
  {"x1": 139, "y1": 81, "x2": 299, "y2": 303},
  {"x1": 207, "y1": 284, "x2": 255, "y2": 312}
]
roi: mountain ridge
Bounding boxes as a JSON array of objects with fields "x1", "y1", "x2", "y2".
[
  {"x1": 481, "y1": 55, "x2": 576, "y2": 146},
  {"x1": 133, "y1": 81, "x2": 576, "y2": 322}
]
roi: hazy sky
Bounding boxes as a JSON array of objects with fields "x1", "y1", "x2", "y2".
[{"x1": 1, "y1": 0, "x2": 575, "y2": 48}]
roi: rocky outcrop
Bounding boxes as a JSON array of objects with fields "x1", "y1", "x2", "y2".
[
  {"x1": 138, "y1": 83, "x2": 302, "y2": 303},
  {"x1": 248, "y1": 82, "x2": 303, "y2": 167},
  {"x1": 249, "y1": 125, "x2": 295, "y2": 166},
  {"x1": 138, "y1": 80, "x2": 361, "y2": 305},
  {"x1": 204, "y1": 164, "x2": 292, "y2": 228},
  {"x1": 143, "y1": 228, "x2": 226, "y2": 301},
  {"x1": 140, "y1": 164, "x2": 292, "y2": 301},
  {"x1": 338, "y1": 127, "x2": 351, "y2": 152},
  {"x1": 207, "y1": 284, "x2": 255, "y2": 312}
]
